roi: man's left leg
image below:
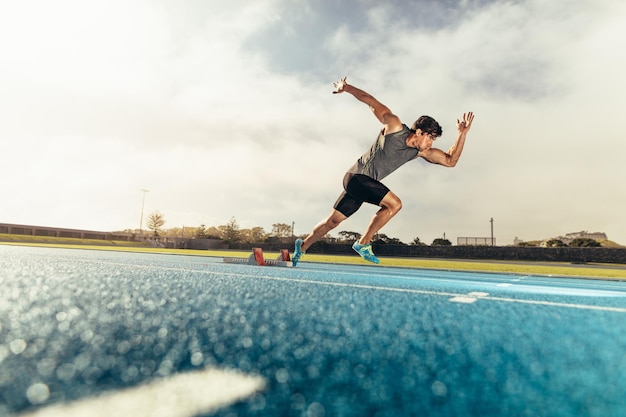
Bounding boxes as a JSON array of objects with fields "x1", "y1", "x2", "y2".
[
  {"x1": 302, "y1": 209, "x2": 347, "y2": 251},
  {"x1": 293, "y1": 209, "x2": 348, "y2": 266}
]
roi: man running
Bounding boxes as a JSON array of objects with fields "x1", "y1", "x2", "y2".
[{"x1": 293, "y1": 77, "x2": 474, "y2": 265}]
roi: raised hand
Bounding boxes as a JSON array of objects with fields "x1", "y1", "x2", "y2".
[
  {"x1": 332, "y1": 76, "x2": 347, "y2": 94},
  {"x1": 456, "y1": 112, "x2": 474, "y2": 134}
]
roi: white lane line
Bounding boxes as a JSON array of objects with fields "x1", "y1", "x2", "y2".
[
  {"x1": 68, "y1": 260, "x2": 626, "y2": 313},
  {"x1": 480, "y1": 296, "x2": 626, "y2": 313},
  {"x1": 223, "y1": 273, "x2": 626, "y2": 314},
  {"x1": 20, "y1": 368, "x2": 265, "y2": 417}
]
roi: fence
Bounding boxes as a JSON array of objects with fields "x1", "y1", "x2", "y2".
[{"x1": 457, "y1": 237, "x2": 496, "y2": 246}]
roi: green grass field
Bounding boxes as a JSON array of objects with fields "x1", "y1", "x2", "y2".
[{"x1": 2, "y1": 241, "x2": 625, "y2": 280}]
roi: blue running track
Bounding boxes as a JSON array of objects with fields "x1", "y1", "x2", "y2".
[{"x1": 1, "y1": 245, "x2": 626, "y2": 417}]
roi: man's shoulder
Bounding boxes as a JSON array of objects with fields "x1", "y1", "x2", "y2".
[
  {"x1": 380, "y1": 112, "x2": 403, "y2": 132},
  {"x1": 384, "y1": 124, "x2": 410, "y2": 137}
]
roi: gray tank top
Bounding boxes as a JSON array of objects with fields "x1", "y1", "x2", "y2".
[{"x1": 347, "y1": 124, "x2": 418, "y2": 180}]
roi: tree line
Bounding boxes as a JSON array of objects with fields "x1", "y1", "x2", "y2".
[
  {"x1": 137, "y1": 213, "x2": 453, "y2": 246},
  {"x1": 135, "y1": 212, "x2": 605, "y2": 248}
]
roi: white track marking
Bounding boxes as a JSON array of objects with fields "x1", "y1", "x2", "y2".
[
  {"x1": 467, "y1": 292, "x2": 490, "y2": 298},
  {"x1": 20, "y1": 368, "x2": 265, "y2": 417},
  {"x1": 449, "y1": 296, "x2": 479, "y2": 304},
  {"x1": 66, "y1": 259, "x2": 626, "y2": 313},
  {"x1": 226, "y1": 273, "x2": 626, "y2": 313},
  {"x1": 479, "y1": 296, "x2": 626, "y2": 313},
  {"x1": 450, "y1": 292, "x2": 490, "y2": 304}
]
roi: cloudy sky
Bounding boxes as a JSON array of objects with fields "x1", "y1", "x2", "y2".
[{"x1": 1, "y1": 0, "x2": 625, "y2": 246}]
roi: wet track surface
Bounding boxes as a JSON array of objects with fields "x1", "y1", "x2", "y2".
[{"x1": 1, "y1": 245, "x2": 626, "y2": 416}]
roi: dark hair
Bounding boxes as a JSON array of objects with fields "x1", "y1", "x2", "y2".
[{"x1": 411, "y1": 115, "x2": 442, "y2": 137}]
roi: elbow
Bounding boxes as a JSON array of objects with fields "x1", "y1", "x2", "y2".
[{"x1": 443, "y1": 157, "x2": 458, "y2": 168}]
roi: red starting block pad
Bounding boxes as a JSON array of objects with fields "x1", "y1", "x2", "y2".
[{"x1": 223, "y1": 248, "x2": 293, "y2": 267}]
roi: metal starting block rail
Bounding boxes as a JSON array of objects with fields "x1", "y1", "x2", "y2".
[{"x1": 223, "y1": 248, "x2": 293, "y2": 267}]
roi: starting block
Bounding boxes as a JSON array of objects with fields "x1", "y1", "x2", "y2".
[{"x1": 223, "y1": 248, "x2": 293, "y2": 267}]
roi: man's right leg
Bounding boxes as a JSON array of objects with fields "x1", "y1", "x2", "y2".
[{"x1": 358, "y1": 191, "x2": 402, "y2": 244}]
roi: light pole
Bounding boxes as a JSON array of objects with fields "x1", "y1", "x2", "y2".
[
  {"x1": 139, "y1": 189, "x2": 149, "y2": 237},
  {"x1": 490, "y1": 217, "x2": 494, "y2": 246}
]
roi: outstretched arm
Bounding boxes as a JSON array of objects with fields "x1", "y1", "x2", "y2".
[
  {"x1": 333, "y1": 77, "x2": 403, "y2": 134},
  {"x1": 420, "y1": 112, "x2": 475, "y2": 167}
]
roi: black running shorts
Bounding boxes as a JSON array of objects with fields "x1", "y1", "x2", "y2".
[{"x1": 333, "y1": 173, "x2": 390, "y2": 217}]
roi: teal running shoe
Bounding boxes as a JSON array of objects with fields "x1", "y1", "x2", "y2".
[
  {"x1": 352, "y1": 241, "x2": 380, "y2": 264},
  {"x1": 293, "y1": 239, "x2": 305, "y2": 266}
]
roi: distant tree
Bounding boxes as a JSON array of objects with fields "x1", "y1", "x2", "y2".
[
  {"x1": 569, "y1": 238, "x2": 601, "y2": 247},
  {"x1": 160, "y1": 227, "x2": 194, "y2": 239},
  {"x1": 338, "y1": 231, "x2": 361, "y2": 242},
  {"x1": 240, "y1": 227, "x2": 267, "y2": 243},
  {"x1": 196, "y1": 224, "x2": 209, "y2": 239},
  {"x1": 146, "y1": 211, "x2": 165, "y2": 236},
  {"x1": 372, "y1": 234, "x2": 405, "y2": 245},
  {"x1": 251, "y1": 226, "x2": 268, "y2": 242},
  {"x1": 205, "y1": 226, "x2": 221, "y2": 239},
  {"x1": 546, "y1": 239, "x2": 567, "y2": 247},
  {"x1": 411, "y1": 237, "x2": 427, "y2": 246},
  {"x1": 219, "y1": 217, "x2": 241, "y2": 242},
  {"x1": 272, "y1": 223, "x2": 292, "y2": 239},
  {"x1": 432, "y1": 238, "x2": 452, "y2": 246}
]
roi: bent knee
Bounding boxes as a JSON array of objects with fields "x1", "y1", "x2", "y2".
[
  {"x1": 326, "y1": 217, "x2": 343, "y2": 229},
  {"x1": 324, "y1": 211, "x2": 347, "y2": 230},
  {"x1": 383, "y1": 194, "x2": 402, "y2": 213},
  {"x1": 391, "y1": 199, "x2": 402, "y2": 214}
]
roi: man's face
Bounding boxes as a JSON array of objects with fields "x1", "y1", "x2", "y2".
[{"x1": 418, "y1": 130, "x2": 437, "y2": 151}]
